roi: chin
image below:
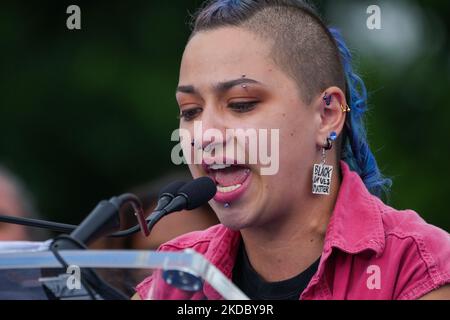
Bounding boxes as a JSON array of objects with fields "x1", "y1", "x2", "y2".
[{"x1": 211, "y1": 201, "x2": 258, "y2": 231}]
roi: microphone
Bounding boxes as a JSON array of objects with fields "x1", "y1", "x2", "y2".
[
  {"x1": 161, "y1": 176, "x2": 217, "y2": 214},
  {"x1": 154, "y1": 180, "x2": 186, "y2": 211},
  {"x1": 48, "y1": 178, "x2": 214, "y2": 299},
  {"x1": 146, "y1": 177, "x2": 217, "y2": 231},
  {"x1": 0, "y1": 181, "x2": 187, "y2": 236},
  {"x1": 0, "y1": 178, "x2": 215, "y2": 239}
]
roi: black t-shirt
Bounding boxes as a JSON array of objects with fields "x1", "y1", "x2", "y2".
[{"x1": 232, "y1": 243, "x2": 320, "y2": 300}]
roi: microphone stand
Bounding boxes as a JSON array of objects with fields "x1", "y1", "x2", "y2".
[
  {"x1": 45, "y1": 193, "x2": 149, "y2": 300},
  {"x1": 0, "y1": 194, "x2": 151, "y2": 237}
]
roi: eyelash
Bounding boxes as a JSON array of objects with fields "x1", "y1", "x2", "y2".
[{"x1": 178, "y1": 101, "x2": 259, "y2": 121}]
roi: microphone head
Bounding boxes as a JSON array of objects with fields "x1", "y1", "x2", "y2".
[
  {"x1": 159, "y1": 180, "x2": 186, "y2": 199},
  {"x1": 177, "y1": 177, "x2": 216, "y2": 210}
]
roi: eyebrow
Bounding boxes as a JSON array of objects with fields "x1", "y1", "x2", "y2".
[{"x1": 176, "y1": 78, "x2": 262, "y2": 95}]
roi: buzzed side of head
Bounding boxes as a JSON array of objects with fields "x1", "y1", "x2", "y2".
[{"x1": 190, "y1": 0, "x2": 346, "y2": 104}]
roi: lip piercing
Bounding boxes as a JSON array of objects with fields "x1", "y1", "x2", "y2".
[{"x1": 224, "y1": 203, "x2": 230, "y2": 208}]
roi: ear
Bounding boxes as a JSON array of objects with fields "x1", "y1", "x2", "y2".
[{"x1": 314, "y1": 86, "x2": 348, "y2": 148}]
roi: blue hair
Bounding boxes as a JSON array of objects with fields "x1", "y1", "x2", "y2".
[
  {"x1": 329, "y1": 28, "x2": 392, "y2": 198},
  {"x1": 191, "y1": 0, "x2": 392, "y2": 199}
]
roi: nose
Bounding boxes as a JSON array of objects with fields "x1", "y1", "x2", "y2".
[{"x1": 196, "y1": 105, "x2": 229, "y2": 151}]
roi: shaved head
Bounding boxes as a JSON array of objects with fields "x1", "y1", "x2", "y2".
[{"x1": 190, "y1": 0, "x2": 346, "y2": 103}]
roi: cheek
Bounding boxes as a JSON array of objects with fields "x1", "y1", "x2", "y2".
[
  {"x1": 187, "y1": 163, "x2": 202, "y2": 179},
  {"x1": 271, "y1": 107, "x2": 316, "y2": 179}
]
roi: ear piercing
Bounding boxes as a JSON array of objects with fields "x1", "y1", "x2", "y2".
[
  {"x1": 324, "y1": 93, "x2": 351, "y2": 113},
  {"x1": 340, "y1": 104, "x2": 351, "y2": 113},
  {"x1": 324, "y1": 131, "x2": 337, "y2": 150},
  {"x1": 312, "y1": 131, "x2": 337, "y2": 196},
  {"x1": 323, "y1": 92, "x2": 332, "y2": 106}
]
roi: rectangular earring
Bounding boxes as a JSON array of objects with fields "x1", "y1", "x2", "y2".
[{"x1": 312, "y1": 134, "x2": 335, "y2": 195}]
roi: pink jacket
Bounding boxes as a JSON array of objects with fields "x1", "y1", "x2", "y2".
[{"x1": 136, "y1": 161, "x2": 450, "y2": 300}]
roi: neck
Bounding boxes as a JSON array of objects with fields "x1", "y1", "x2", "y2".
[{"x1": 240, "y1": 163, "x2": 342, "y2": 282}]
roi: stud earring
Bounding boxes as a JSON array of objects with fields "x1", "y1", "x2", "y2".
[
  {"x1": 323, "y1": 93, "x2": 332, "y2": 106},
  {"x1": 324, "y1": 131, "x2": 337, "y2": 150},
  {"x1": 312, "y1": 131, "x2": 337, "y2": 195}
]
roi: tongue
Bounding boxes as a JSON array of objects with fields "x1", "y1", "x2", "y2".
[{"x1": 214, "y1": 166, "x2": 249, "y2": 187}]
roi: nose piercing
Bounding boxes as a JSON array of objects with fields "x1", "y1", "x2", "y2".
[
  {"x1": 324, "y1": 131, "x2": 337, "y2": 150},
  {"x1": 192, "y1": 139, "x2": 204, "y2": 150}
]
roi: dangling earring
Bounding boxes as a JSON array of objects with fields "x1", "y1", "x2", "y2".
[{"x1": 312, "y1": 132, "x2": 337, "y2": 195}]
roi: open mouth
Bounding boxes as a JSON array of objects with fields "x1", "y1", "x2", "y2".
[{"x1": 203, "y1": 161, "x2": 252, "y2": 203}]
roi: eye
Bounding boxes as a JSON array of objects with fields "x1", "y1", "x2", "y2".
[
  {"x1": 228, "y1": 101, "x2": 258, "y2": 113},
  {"x1": 179, "y1": 107, "x2": 202, "y2": 121}
]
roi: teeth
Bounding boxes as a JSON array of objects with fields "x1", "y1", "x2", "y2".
[
  {"x1": 209, "y1": 164, "x2": 232, "y2": 170},
  {"x1": 217, "y1": 184, "x2": 242, "y2": 193}
]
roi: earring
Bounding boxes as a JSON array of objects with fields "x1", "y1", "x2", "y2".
[
  {"x1": 340, "y1": 104, "x2": 351, "y2": 113},
  {"x1": 312, "y1": 132, "x2": 337, "y2": 195},
  {"x1": 323, "y1": 93, "x2": 332, "y2": 106}
]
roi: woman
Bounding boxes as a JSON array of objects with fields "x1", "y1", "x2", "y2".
[{"x1": 134, "y1": 0, "x2": 450, "y2": 300}]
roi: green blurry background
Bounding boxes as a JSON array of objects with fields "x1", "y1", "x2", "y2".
[{"x1": 0, "y1": 0, "x2": 449, "y2": 230}]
